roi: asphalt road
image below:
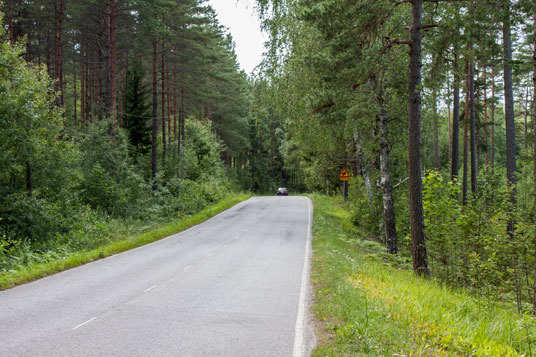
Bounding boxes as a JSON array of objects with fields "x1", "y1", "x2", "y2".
[{"x1": 0, "y1": 196, "x2": 314, "y2": 357}]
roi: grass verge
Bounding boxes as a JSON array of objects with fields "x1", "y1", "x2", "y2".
[
  {"x1": 309, "y1": 194, "x2": 536, "y2": 356},
  {"x1": 0, "y1": 193, "x2": 251, "y2": 290}
]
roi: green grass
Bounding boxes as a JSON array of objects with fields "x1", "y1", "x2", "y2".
[
  {"x1": 0, "y1": 193, "x2": 251, "y2": 290},
  {"x1": 309, "y1": 194, "x2": 536, "y2": 356}
]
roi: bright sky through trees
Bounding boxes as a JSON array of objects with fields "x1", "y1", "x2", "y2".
[{"x1": 208, "y1": 0, "x2": 267, "y2": 74}]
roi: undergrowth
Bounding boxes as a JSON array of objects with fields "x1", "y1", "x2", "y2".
[{"x1": 309, "y1": 194, "x2": 536, "y2": 356}]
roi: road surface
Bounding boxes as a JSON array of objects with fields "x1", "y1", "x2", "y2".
[{"x1": 0, "y1": 196, "x2": 314, "y2": 356}]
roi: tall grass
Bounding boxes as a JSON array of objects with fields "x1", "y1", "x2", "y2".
[{"x1": 310, "y1": 194, "x2": 536, "y2": 356}]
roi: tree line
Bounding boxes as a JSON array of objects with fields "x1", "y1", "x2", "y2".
[
  {"x1": 0, "y1": 1, "x2": 292, "y2": 275},
  {"x1": 3, "y1": 0, "x2": 255, "y2": 185},
  {"x1": 253, "y1": 0, "x2": 536, "y2": 313}
]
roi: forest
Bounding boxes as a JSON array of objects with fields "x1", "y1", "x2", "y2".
[
  {"x1": 253, "y1": 0, "x2": 536, "y2": 316},
  {"x1": 0, "y1": 0, "x2": 290, "y2": 284},
  {"x1": 1, "y1": 0, "x2": 536, "y2": 331}
]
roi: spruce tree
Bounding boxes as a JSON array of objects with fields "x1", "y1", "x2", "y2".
[{"x1": 123, "y1": 60, "x2": 152, "y2": 154}]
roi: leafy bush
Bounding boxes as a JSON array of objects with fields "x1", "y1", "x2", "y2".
[
  {"x1": 76, "y1": 120, "x2": 139, "y2": 216},
  {"x1": 349, "y1": 177, "x2": 382, "y2": 238},
  {"x1": 423, "y1": 169, "x2": 534, "y2": 311},
  {"x1": 422, "y1": 170, "x2": 462, "y2": 282},
  {"x1": 181, "y1": 118, "x2": 226, "y2": 181}
]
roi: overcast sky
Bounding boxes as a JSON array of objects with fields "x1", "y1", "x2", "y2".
[{"x1": 207, "y1": 0, "x2": 267, "y2": 74}]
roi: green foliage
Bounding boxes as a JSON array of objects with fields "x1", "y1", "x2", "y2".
[
  {"x1": 247, "y1": 114, "x2": 271, "y2": 192},
  {"x1": 122, "y1": 60, "x2": 152, "y2": 154},
  {"x1": 0, "y1": 33, "x2": 79, "y2": 243},
  {"x1": 76, "y1": 120, "x2": 140, "y2": 216},
  {"x1": 0, "y1": 194, "x2": 251, "y2": 288},
  {"x1": 423, "y1": 170, "x2": 534, "y2": 311},
  {"x1": 181, "y1": 118, "x2": 225, "y2": 180},
  {"x1": 239, "y1": 79, "x2": 292, "y2": 193},
  {"x1": 0, "y1": 41, "x2": 62, "y2": 188},
  {"x1": 422, "y1": 170, "x2": 462, "y2": 282},
  {"x1": 1, "y1": 194, "x2": 64, "y2": 243},
  {"x1": 0, "y1": 110, "x2": 238, "y2": 279},
  {"x1": 0, "y1": 12, "x2": 244, "y2": 278},
  {"x1": 310, "y1": 194, "x2": 535, "y2": 356},
  {"x1": 349, "y1": 177, "x2": 381, "y2": 237}
]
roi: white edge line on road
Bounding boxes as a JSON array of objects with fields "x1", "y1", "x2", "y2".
[
  {"x1": 183, "y1": 265, "x2": 192, "y2": 271},
  {"x1": 223, "y1": 244, "x2": 229, "y2": 248},
  {"x1": 72, "y1": 317, "x2": 97, "y2": 330},
  {"x1": 144, "y1": 285, "x2": 157, "y2": 293},
  {"x1": 293, "y1": 197, "x2": 312, "y2": 357}
]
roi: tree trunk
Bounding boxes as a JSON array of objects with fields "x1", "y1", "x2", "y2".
[
  {"x1": 469, "y1": 49, "x2": 477, "y2": 193},
  {"x1": 96, "y1": 45, "x2": 102, "y2": 116},
  {"x1": 90, "y1": 56, "x2": 95, "y2": 123},
  {"x1": 46, "y1": 29, "x2": 52, "y2": 78},
  {"x1": 451, "y1": 54, "x2": 460, "y2": 181},
  {"x1": 376, "y1": 81, "x2": 398, "y2": 254},
  {"x1": 161, "y1": 40, "x2": 167, "y2": 163},
  {"x1": 408, "y1": 0, "x2": 428, "y2": 276},
  {"x1": 524, "y1": 87, "x2": 529, "y2": 148},
  {"x1": 110, "y1": 0, "x2": 117, "y2": 120},
  {"x1": 173, "y1": 70, "x2": 178, "y2": 141},
  {"x1": 121, "y1": 50, "x2": 128, "y2": 124},
  {"x1": 152, "y1": 38, "x2": 158, "y2": 190},
  {"x1": 532, "y1": 0, "x2": 536, "y2": 315},
  {"x1": 433, "y1": 93, "x2": 439, "y2": 170},
  {"x1": 59, "y1": 0, "x2": 64, "y2": 106},
  {"x1": 462, "y1": 67, "x2": 469, "y2": 205},
  {"x1": 125, "y1": 50, "x2": 129, "y2": 94},
  {"x1": 167, "y1": 71, "x2": 172, "y2": 148},
  {"x1": 448, "y1": 92, "x2": 452, "y2": 158},
  {"x1": 181, "y1": 87, "x2": 185, "y2": 143},
  {"x1": 503, "y1": 1, "x2": 517, "y2": 235},
  {"x1": 491, "y1": 71, "x2": 496, "y2": 169},
  {"x1": 105, "y1": 1, "x2": 111, "y2": 111},
  {"x1": 483, "y1": 68, "x2": 489, "y2": 166},
  {"x1": 55, "y1": 0, "x2": 64, "y2": 106},
  {"x1": 82, "y1": 58, "x2": 86, "y2": 124},
  {"x1": 178, "y1": 84, "x2": 183, "y2": 167},
  {"x1": 88, "y1": 59, "x2": 92, "y2": 123}
]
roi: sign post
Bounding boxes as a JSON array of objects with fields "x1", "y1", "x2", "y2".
[{"x1": 339, "y1": 168, "x2": 350, "y2": 200}]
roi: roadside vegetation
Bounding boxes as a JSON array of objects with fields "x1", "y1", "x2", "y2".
[
  {"x1": 253, "y1": 0, "x2": 536, "y2": 317},
  {"x1": 0, "y1": 193, "x2": 250, "y2": 290},
  {"x1": 0, "y1": 2, "x2": 284, "y2": 288},
  {"x1": 310, "y1": 194, "x2": 536, "y2": 356},
  {"x1": 0, "y1": 39, "x2": 247, "y2": 286},
  {"x1": 1, "y1": 0, "x2": 307, "y2": 288}
]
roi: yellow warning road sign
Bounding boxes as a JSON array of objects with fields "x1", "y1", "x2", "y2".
[{"x1": 339, "y1": 168, "x2": 350, "y2": 181}]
